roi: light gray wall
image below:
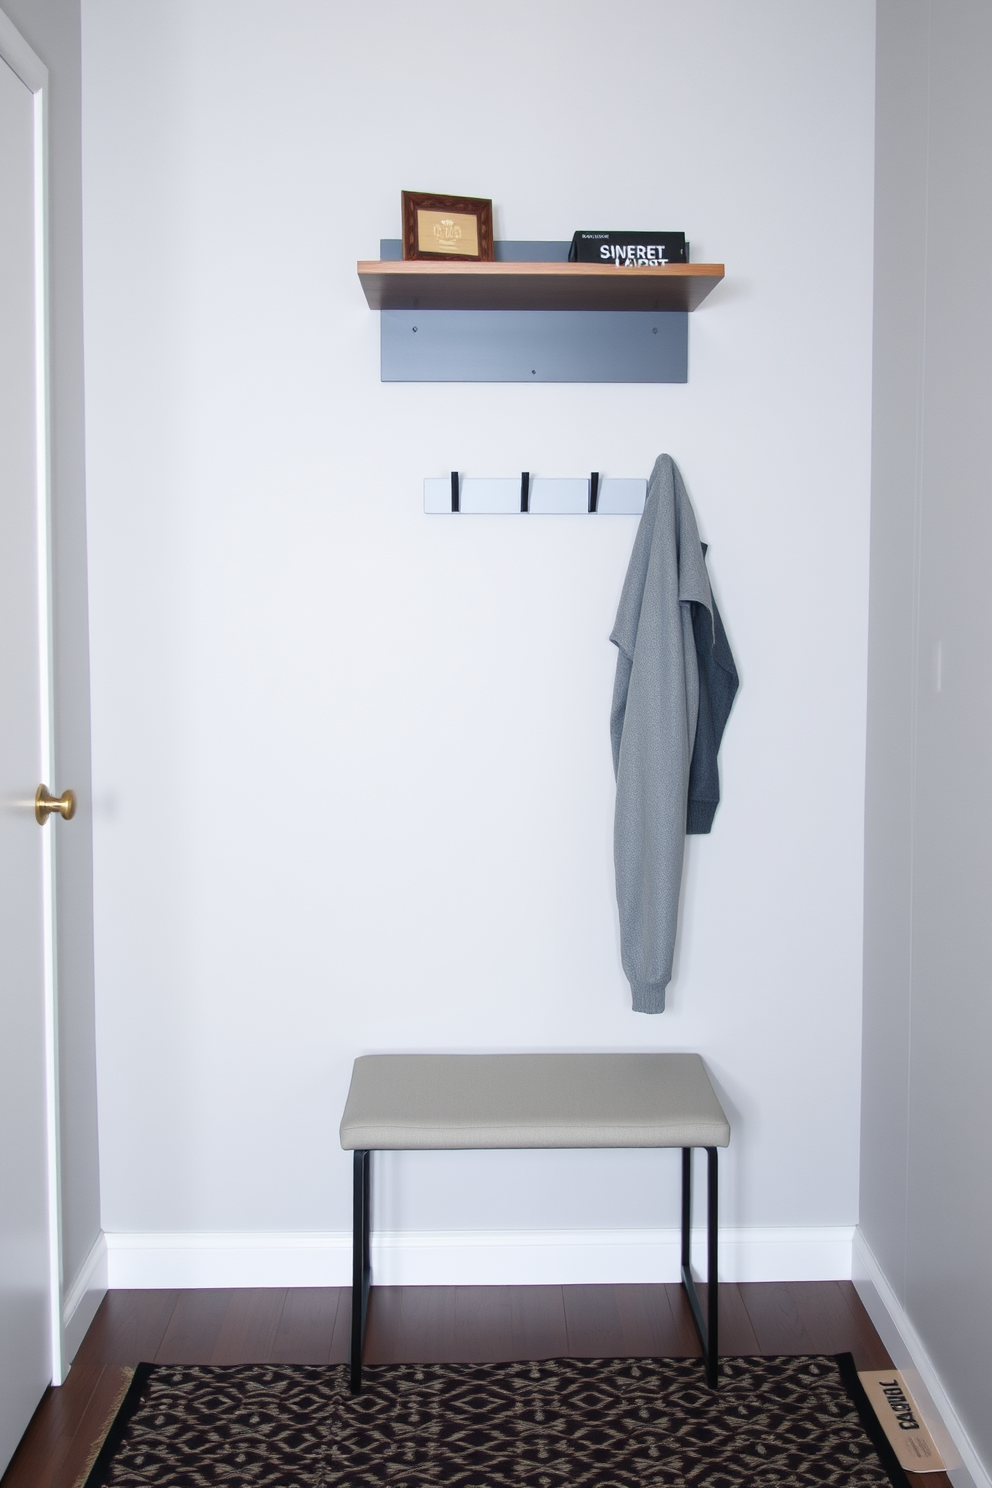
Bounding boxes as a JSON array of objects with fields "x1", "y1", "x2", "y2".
[
  {"x1": 0, "y1": 0, "x2": 101, "y2": 1301},
  {"x1": 81, "y1": 0, "x2": 875, "y2": 1265},
  {"x1": 861, "y1": 0, "x2": 928, "y2": 1307},
  {"x1": 863, "y1": 0, "x2": 992, "y2": 1471}
]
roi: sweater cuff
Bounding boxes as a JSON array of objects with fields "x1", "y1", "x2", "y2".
[
  {"x1": 630, "y1": 980, "x2": 668, "y2": 1014},
  {"x1": 686, "y1": 798, "x2": 717, "y2": 834}
]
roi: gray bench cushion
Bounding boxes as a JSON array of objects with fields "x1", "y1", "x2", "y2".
[{"x1": 339, "y1": 1053, "x2": 730, "y2": 1151}]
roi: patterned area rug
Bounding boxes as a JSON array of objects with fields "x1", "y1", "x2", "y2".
[{"x1": 82, "y1": 1354, "x2": 908, "y2": 1487}]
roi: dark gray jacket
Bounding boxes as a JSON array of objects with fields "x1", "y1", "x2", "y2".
[{"x1": 687, "y1": 544, "x2": 739, "y2": 834}]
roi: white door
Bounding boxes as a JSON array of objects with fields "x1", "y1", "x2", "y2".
[{"x1": 0, "y1": 27, "x2": 60, "y2": 1476}]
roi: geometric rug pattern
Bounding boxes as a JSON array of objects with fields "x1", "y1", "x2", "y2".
[{"x1": 83, "y1": 1353, "x2": 907, "y2": 1488}]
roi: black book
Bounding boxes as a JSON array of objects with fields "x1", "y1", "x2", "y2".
[{"x1": 569, "y1": 231, "x2": 688, "y2": 266}]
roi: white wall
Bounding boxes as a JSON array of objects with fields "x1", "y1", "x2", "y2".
[
  {"x1": 861, "y1": 3, "x2": 992, "y2": 1481},
  {"x1": 81, "y1": 0, "x2": 875, "y2": 1274}
]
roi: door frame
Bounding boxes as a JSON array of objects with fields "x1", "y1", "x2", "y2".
[{"x1": 0, "y1": 8, "x2": 65, "y2": 1386}]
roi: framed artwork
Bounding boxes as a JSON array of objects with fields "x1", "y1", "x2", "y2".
[{"x1": 401, "y1": 191, "x2": 494, "y2": 262}]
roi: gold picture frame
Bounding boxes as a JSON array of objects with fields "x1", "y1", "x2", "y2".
[{"x1": 401, "y1": 191, "x2": 495, "y2": 262}]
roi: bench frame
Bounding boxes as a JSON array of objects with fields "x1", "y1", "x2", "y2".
[{"x1": 349, "y1": 1144, "x2": 719, "y2": 1392}]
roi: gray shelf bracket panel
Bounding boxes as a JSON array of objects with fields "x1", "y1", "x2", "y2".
[{"x1": 377, "y1": 240, "x2": 688, "y2": 384}]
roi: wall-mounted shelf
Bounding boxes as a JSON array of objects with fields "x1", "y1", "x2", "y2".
[
  {"x1": 364, "y1": 240, "x2": 722, "y2": 383},
  {"x1": 358, "y1": 260, "x2": 724, "y2": 313}
]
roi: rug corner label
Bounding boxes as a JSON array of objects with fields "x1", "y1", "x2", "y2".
[{"x1": 858, "y1": 1370, "x2": 946, "y2": 1472}]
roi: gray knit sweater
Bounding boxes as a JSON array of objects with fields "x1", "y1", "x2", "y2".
[{"x1": 610, "y1": 455, "x2": 711, "y2": 1012}]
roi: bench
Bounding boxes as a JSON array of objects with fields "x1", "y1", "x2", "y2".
[{"x1": 339, "y1": 1052, "x2": 731, "y2": 1392}]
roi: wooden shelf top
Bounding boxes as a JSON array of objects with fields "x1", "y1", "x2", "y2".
[{"x1": 358, "y1": 259, "x2": 724, "y2": 313}]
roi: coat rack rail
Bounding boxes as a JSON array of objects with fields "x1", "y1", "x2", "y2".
[{"x1": 425, "y1": 474, "x2": 647, "y2": 515}]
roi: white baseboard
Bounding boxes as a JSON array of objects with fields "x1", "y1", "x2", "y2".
[
  {"x1": 104, "y1": 1225, "x2": 854, "y2": 1290},
  {"x1": 853, "y1": 1227, "x2": 988, "y2": 1488},
  {"x1": 106, "y1": 1231, "x2": 351, "y2": 1289},
  {"x1": 62, "y1": 1230, "x2": 108, "y2": 1364}
]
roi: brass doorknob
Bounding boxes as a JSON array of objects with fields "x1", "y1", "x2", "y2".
[{"x1": 35, "y1": 785, "x2": 76, "y2": 824}]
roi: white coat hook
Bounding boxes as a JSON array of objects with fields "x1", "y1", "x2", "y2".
[{"x1": 424, "y1": 474, "x2": 647, "y2": 515}]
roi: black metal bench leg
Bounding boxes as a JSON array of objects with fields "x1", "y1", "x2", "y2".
[
  {"x1": 706, "y1": 1145, "x2": 719, "y2": 1387},
  {"x1": 679, "y1": 1146, "x2": 719, "y2": 1388},
  {"x1": 681, "y1": 1147, "x2": 692, "y2": 1274},
  {"x1": 350, "y1": 1149, "x2": 372, "y2": 1393}
]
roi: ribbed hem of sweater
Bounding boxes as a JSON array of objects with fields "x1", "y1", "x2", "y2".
[
  {"x1": 630, "y1": 980, "x2": 668, "y2": 1014},
  {"x1": 687, "y1": 798, "x2": 718, "y2": 834}
]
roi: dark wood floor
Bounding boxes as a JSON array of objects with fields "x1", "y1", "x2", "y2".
[{"x1": 2, "y1": 1283, "x2": 947, "y2": 1487}]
